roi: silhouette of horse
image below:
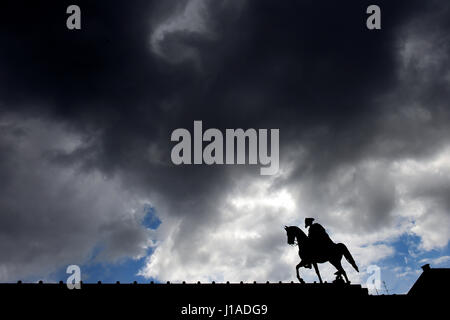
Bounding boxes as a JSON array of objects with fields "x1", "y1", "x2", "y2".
[{"x1": 284, "y1": 226, "x2": 359, "y2": 284}]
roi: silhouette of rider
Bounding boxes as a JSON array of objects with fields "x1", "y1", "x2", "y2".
[{"x1": 304, "y1": 218, "x2": 334, "y2": 268}]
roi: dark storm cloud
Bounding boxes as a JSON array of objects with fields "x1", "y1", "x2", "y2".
[
  {"x1": 0, "y1": 0, "x2": 427, "y2": 186},
  {"x1": 1, "y1": 0, "x2": 450, "y2": 280}
]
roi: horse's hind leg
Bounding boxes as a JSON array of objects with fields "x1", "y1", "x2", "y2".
[
  {"x1": 331, "y1": 260, "x2": 350, "y2": 284},
  {"x1": 313, "y1": 263, "x2": 323, "y2": 284},
  {"x1": 342, "y1": 270, "x2": 349, "y2": 283}
]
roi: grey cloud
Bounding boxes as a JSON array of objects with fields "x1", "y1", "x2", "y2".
[{"x1": 0, "y1": 114, "x2": 153, "y2": 280}]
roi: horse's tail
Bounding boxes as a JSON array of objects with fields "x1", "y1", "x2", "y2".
[{"x1": 338, "y1": 243, "x2": 359, "y2": 272}]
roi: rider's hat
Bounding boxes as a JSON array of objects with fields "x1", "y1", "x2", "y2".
[{"x1": 305, "y1": 217, "x2": 315, "y2": 227}]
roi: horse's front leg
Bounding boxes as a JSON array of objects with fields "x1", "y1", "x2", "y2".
[
  {"x1": 296, "y1": 262, "x2": 306, "y2": 284},
  {"x1": 313, "y1": 263, "x2": 323, "y2": 284}
]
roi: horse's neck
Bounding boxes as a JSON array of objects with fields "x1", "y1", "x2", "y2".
[{"x1": 294, "y1": 227, "x2": 307, "y2": 242}]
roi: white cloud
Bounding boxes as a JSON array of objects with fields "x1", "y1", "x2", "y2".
[
  {"x1": 139, "y1": 178, "x2": 300, "y2": 282},
  {"x1": 419, "y1": 255, "x2": 450, "y2": 266},
  {"x1": 139, "y1": 172, "x2": 397, "y2": 284},
  {"x1": 140, "y1": 146, "x2": 450, "y2": 285}
]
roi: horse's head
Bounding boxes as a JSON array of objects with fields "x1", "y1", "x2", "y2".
[
  {"x1": 284, "y1": 226, "x2": 296, "y2": 245},
  {"x1": 284, "y1": 225, "x2": 306, "y2": 246}
]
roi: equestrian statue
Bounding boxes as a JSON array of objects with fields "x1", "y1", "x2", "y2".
[{"x1": 284, "y1": 218, "x2": 359, "y2": 284}]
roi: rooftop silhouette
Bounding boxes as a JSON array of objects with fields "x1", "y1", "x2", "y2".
[
  {"x1": 0, "y1": 266, "x2": 447, "y2": 318},
  {"x1": 408, "y1": 263, "x2": 450, "y2": 296}
]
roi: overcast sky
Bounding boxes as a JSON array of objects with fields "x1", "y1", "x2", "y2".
[{"x1": 1, "y1": 0, "x2": 450, "y2": 293}]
